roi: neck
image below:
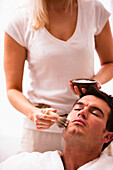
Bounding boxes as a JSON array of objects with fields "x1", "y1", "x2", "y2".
[
  {"x1": 62, "y1": 144, "x2": 101, "y2": 170},
  {"x1": 47, "y1": 0, "x2": 76, "y2": 12}
]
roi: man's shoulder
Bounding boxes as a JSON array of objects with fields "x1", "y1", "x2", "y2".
[
  {"x1": 100, "y1": 152, "x2": 113, "y2": 163},
  {"x1": 94, "y1": 153, "x2": 113, "y2": 169},
  {"x1": 79, "y1": 153, "x2": 113, "y2": 170}
]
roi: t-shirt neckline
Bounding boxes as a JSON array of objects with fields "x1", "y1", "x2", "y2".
[{"x1": 43, "y1": 0, "x2": 80, "y2": 44}]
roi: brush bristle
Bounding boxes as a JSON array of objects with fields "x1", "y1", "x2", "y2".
[{"x1": 55, "y1": 114, "x2": 69, "y2": 128}]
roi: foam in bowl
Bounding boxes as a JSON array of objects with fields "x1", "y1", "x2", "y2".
[{"x1": 72, "y1": 79, "x2": 96, "y2": 83}]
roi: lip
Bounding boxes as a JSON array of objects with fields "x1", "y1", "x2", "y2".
[{"x1": 72, "y1": 119, "x2": 86, "y2": 126}]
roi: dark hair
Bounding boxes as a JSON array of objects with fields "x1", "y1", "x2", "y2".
[{"x1": 79, "y1": 86, "x2": 113, "y2": 151}]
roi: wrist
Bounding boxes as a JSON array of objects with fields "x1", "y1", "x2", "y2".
[{"x1": 28, "y1": 106, "x2": 39, "y2": 121}]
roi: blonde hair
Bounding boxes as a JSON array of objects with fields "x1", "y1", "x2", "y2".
[
  {"x1": 30, "y1": 0, "x2": 48, "y2": 30},
  {"x1": 31, "y1": 0, "x2": 75, "y2": 30}
]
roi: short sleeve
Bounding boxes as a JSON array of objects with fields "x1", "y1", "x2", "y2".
[
  {"x1": 94, "y1": 1, "x2": 110, "y2": 35},
  {"x1": 4, "y1": 10, "x2": 26, "y2": 47}
]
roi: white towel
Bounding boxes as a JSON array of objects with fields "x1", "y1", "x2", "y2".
[
  {"x1": 0, "y1": 151, "x2": 113, "y2": 170},
  {"x1": 78, "y1": 152, "x2": 113, "y2": 170},
  {"x1": 0, "y1": 151, "x2": 64, "y2": 170}
]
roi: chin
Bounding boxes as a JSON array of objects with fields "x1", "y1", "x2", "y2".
[{"x1": 66, "y1": 126, "x2": 84, "y2": 136}]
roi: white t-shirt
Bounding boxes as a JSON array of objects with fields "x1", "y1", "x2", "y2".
[
  {"x1": 4, "y1": 0, "x2": 110, "y2": 132},
  {"x1": 0, "y1": 151, "x2": 113, "y2": 170}
]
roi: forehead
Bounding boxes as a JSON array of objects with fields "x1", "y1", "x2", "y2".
[{"x1": 76, "y1": 95, "x2": 110, "y2": 115}]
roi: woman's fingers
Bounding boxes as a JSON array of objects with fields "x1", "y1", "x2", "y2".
[
  {"x1": 97, "y1": 81, "x2": 101, "y2": 89},
  {"x1": 81, "y1": 88, "x2": 86, "y2": 94},
  {"x1": 35, "y1": 117, "x2": 55, "y2": 125},
  {"x1": 35, "y1": 124, "x2": 53, "y2": 130},
  {"x1": 35, "y1": 118, "x2": 54, "y2": 130},
  {"x1": 34, "y1": 108, "x2": 58, "y2": 130},
  {"x1": 34, "y1": 109, "x2": 58, "y2": 120},
  {"x1": 70, "y1": 81, "x2": 75, "y2": 93},
  {"x1": 70, "y1": 81, "x2": 86, "y2": 96},
  {"x1": 74, "y1": 86, "x2": 82, "y2": 96}
]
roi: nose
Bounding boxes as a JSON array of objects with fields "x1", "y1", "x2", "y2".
[{"x1": 77, "y1": 108, "x2": 88, "y2": 119}]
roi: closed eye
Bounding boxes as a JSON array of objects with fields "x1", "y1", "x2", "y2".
[
  {"x1": 89, "y1": 107, "x2": 103, "y2": 118},
  {"x1": 73, "y1": 102, "x2": 84, "y2": 112},
  {"x1": 74, "y1": 108, "x2": 82, "y2": 111},
  {"x1": 91, "y1": 112, "x2": 100, "y2": 117}
]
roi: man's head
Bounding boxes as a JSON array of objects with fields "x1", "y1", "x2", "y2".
[{"x1": 64, "y1": 86, "x2": 113, "y2": 152}]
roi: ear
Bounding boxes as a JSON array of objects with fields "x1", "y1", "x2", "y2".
[{"x1": 103, "y1": 131, "x2": 113, "y2": 143}]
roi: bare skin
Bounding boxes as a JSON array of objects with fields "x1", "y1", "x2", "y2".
[
  {"x1": 62, "y1": 95, "x2": 113, "y2": 170},
  {"x1": 46, "y1": 0, "x2": 78, "y2": 41},
  {"x1": 4, "y1": 0, "x2": 113, "y2": 130}
]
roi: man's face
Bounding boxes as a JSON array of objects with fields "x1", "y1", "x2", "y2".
[{"x1": 64, "y1": 95, "x2": 111, "y2": 149}]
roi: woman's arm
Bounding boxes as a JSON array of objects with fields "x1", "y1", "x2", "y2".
[
  {"x1": 70, "y1": 20, "x2": 113, "y2": 96},
  {"x1": 92, "y1": 20, "x2": 113, "y2": 84},
  {"x1": 4, "y1": 33, "x2": 57, "y2": 129}
]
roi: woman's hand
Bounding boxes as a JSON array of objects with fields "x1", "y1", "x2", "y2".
[
  {"x1": 70, "y1": 80, "x2": 101, "y2": 96},
  {"x1": 70, "y1": 81, "x2": 86, "y2": 96},
  {"x1": 33, "y1": 108, "x2": 58, "y2": 130}
]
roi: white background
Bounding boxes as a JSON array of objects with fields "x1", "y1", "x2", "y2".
[{"x1": 0, "y1": 0, "x2": 113, "y2": 162}]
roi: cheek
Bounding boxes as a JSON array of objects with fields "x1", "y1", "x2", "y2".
[
  {"x1": 89, "y1": 118, "x2": 105, "y2": 133},
  {"x1": 67, "y1": 113, "x2": 73, "y2": 121},
  {"x1": 67, "y1": 112, "x2": 76, "y2": 121}
]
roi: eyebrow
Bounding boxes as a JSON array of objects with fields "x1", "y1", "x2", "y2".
[
  {"x1": 74, "y1": 102, "x2": 104, "y2": 117},
  {"x1": 75, "y1": 102, "x2": 84, "y2": 106}
]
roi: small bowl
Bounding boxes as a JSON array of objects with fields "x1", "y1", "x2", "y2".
[{"x1": 71, "y1": 78, "x2": 98, "y2": 93}]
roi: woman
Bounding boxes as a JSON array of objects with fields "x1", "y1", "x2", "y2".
[{"x1": 4, "y1": 0, "x2": 113, "y2": 152}]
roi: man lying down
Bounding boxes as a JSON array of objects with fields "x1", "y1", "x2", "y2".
[{"x1": 0, "y1": 87, "x2": 113, "y2": 170}]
